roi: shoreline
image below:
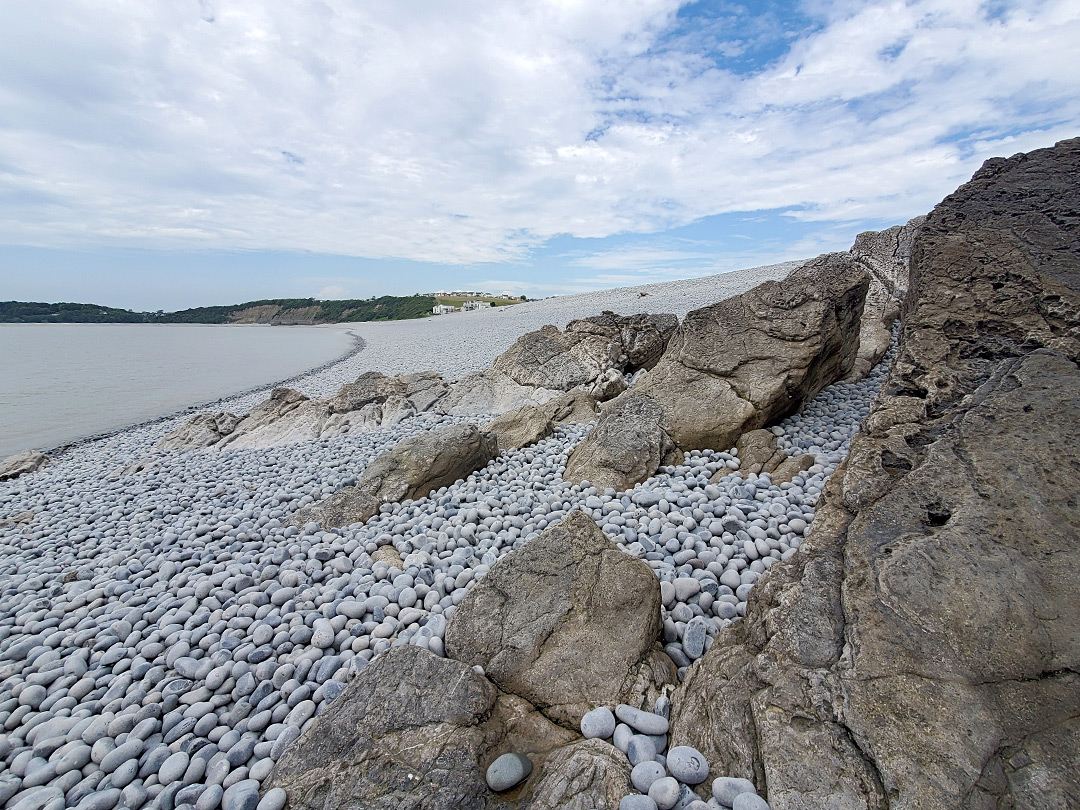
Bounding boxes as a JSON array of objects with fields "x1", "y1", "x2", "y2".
[{"x1": 37, "y1": 327, "x2": 368, "y2": 461}]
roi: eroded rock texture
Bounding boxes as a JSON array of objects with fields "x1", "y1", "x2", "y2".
[
  {"x1": 0, "y1": 449, "x2": 49, "y2": 481},
  {"x1": 445, "y1": 510, "x2": 675, "y2": 729},
  {"x1": 668, "y1": 138, "x2": 1080, "y2": 809},
  {"x1": 566, "y1": 254, "x2": 868, "y2": 489}
]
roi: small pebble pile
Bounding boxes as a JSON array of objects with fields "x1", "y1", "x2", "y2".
[
  {"x1": 576, "y1": 700, "x2": 768, "y2": 810},
  {"x1": 0, "y1": 277, "x2": 894, "y2": 810}
]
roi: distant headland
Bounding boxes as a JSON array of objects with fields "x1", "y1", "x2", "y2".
[{"x1": 0, "y1": 292, "x2": 526, "y2": 325}]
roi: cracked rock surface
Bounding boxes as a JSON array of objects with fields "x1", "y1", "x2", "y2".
[{"x1": 667, "y1": 137, "x2": 1080, "y2": 809}]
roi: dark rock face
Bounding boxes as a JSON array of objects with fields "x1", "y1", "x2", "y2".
[
  {"x1": 668, "y1": 138, "x2": 1080, "y2": 809},
  {"x1": 293, "y1": 423, "x2": 498, "y2": 528},
  {"x1": 445, "y1": 510, "x2": 675, "y2": 729},
  {"x1": 566, "y1": 254, "x2": 868, "y2": 489}
]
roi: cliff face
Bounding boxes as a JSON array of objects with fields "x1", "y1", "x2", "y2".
[{"x1": 668, "y1": 138, "x2": 1080, "y2": 808}]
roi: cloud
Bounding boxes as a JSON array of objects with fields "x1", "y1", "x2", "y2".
[
  {"x1": 0, "y1": 0, "x2": 1076, "y2": 268},
  {"x1": 316, "y1": 284, "x2": 349, "y2": 299}
]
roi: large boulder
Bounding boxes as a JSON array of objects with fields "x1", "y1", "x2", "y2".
[
  {"x1": 439, "y1": 369, "x2": 565, "y2": 417},
  {"x1": 846, "y1": 217, "x2": 924, "y2": 380},
  {"x1": 293, "y1": 423, "x2": 499, "y2": 528},
  {"x1": 0, "y1": 450, "x2": 49, "y2": 481},
  {"x1": 668, "y1": 138, "x2": 1080, "y2": 808},
  {"x1": 485, "y1": 405, "x2": 555, "y2": 453},
  {"x1": 563, "y1": 394, "x2": 681, "y2": 491},
  {"x1": 267, "y1": 646, "x2": 574, "y2": 810},
  {"x1": 565, "y1": 254, "x2": 868, "y2": 489},
  {"x1": 527, "y1": 739, "x2": 633, "y2": 810},
  {"x1": 445, "y1": 510, "x2": 676, "y2": 728}
]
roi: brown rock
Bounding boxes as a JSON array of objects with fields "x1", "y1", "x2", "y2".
[
  {"x1": 444, "y1": 510, "x2": 675, "y2": 729},
  {"x1": 668, "y1": 138, "x2": 1080, "y2": 809},
  {"x1": 563, "y1": 393, "x2": 681, "y2": 492},
  {"x1": 527, "y1": 739, "x2": 634, "y2": 810},
  {"x1": 485, "y1": 405, "x2": 555, "y2": 453}
]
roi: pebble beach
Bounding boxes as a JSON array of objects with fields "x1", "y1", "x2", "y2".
[{"x1": 0, "y1": 260, "x2": 892, "y2": 810}]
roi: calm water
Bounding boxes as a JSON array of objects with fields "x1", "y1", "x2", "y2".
[{"x1": 0, "y1": 323, "x2": 354, "y2": 457}]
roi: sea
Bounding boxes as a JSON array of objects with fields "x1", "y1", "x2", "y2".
[{"x1": 0, "y1": 323, "x2": 356, "y2": 458}]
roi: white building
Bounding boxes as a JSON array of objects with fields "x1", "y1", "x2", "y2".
[
  {"x1": 462, "y1": 300, "x2": 492, "y2": 311},
  {"x1": 432, "y1": 304, "x2": 459, "y2": 315}
]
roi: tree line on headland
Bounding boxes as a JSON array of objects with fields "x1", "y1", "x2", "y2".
[{"x1": 0, "y1": 295, "x2": 440, "y2": 324}]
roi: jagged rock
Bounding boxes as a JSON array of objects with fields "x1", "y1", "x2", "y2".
[
  {"x1": 293, "y1": 423, "x2": 498, "y2": 528},
  {"x1": 541, "y1": 390, "x2": 601, "y2": 424},
  {"x1": 266, "y1": 646, "x2": 574, "y2": 809},
  {"x1": 328, "y1": 370, "x2": 449, "y2": 415},
  {"x1": 768, "y1": 454, "x2": 814, "y2": 486},
  {"x1": 527, "y1": 739, "x2": 634, "y2": 810},
  {"x1": 566, "y1": 254, "x2": 868, "y2": 489},
  {"x1": 220, "y1": 399, "x2": 327, "y2": 449},
  {"x1": 563, "y1": 394, "x2": 681, "y2": 492},
  {"x1": 0, "y1": 449, "x2": 49, "y2": 480},
  {"x1": 445, "y1": 510, "x2": 675, "y2": 729},
  {"x1": 0, "y1": 511, "x2": 34, "y2": 529},
  {"x1": 157, "y1": 412, "x2": 241, "y2": 449},
  {"x1": 485, "y1": 405, "x2": 555, "y2": 453},
  {"x1": 439, "y1": 369, "x2": 565, "y2": 416},
  {"x1": 589, "y1": 367, "x2": 629, "y2": 400},
  {"x1": 493, "y1": 323, "x2": 620, "y2": 391},
  {"x1": 370, "y1": 546, "x2": 404, "y2": 568},
  {"x1": 565, "y1": 311, "x2": 679, "y2": 371},
  {"x1": 668, "y1": 138, "x2": 1080, "y2": 809},
  {"x1": 846, "y1": 217, "x2": 925, "y2": 381}
]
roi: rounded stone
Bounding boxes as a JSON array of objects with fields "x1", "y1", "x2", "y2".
[
  {"x1": 615, "y1": 704, "x2": 669, "y2": 736},
  {"x1": 631, "y1": 760, "x2": 666, "y2": 793},
  {"x1": 732, "y1": 794, "x2": 771, "y2": 810},
  {"x1": 666, "y1": 745, "x2": 709, "y2": 785},
  {"x1": 620, "y1": 796, "x2": 658, "y2": 810},
  {"x1": 648, "y1": 776, "x2": 682, "y2": 810},
  {"x1": 713, "y1": 776, "x2": 757, "y2": 806},
  {"x1": 256, "y1": 788, "x2": 288, "y2": 810},
  {"x1": 221, "y1": 779, "x2": 261, "y2": 810},
  {"x1": 485, "y1": 752, "x2": 532, "y2": 792},
  {"x1": 627, "y1": 734, "x2": 656, "y2": 766},
  {"x1": 580, "y1": 707, "x2": 616, "y2": 740}
]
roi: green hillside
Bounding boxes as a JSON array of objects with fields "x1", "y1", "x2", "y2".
[{"x1": 0, "y1": 295, "x2": 438, "y2": 324}]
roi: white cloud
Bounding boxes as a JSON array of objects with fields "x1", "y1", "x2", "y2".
[
  {"x1": 316, "y1": 284, "x2": 349, "y2": 299},
  {"x1": 0, "y1": 0, "x2": 1076, "y2": 266}
]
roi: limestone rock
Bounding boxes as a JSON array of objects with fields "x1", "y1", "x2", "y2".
[
  {"x1": 493, "y1": 323, "x2": 620, "y2": 391},
  {"x1": 445, "y1": 510, "x2": 675, "y2": 728},
  {"x1": 267, "y1": 646, "x2": 579, "y2": 809},
  {"x1": 0, "y1": 449, "x2": 49, "y2": 480},
  {"x1": 439, "y1": 369, "x2": 565, "y2": 417},
  {"x1": 528, "y1": 739, "x2": 634, "y2": 810},
  {"x1": 565, "y1": 255, "x2": 868, "y2": 489},
  {"x1": 157, "y1": 412, "x2": 241, "y2": 449},
  {"x1": 541, "y1": 390, "x2": 601, "y2": 424},
  {"x1": 293, "y1": 423, "x2": 498, "y2": 528},
  {"x1": 485, "y1": 405, "x2": 555, "y2": 453},
  {"x1": 564, "y1": 394, "x2": 681, "y2": 492},
  {"x1": 731, "y1": 430, "x2": 787, "y2": 477},
  {"x1": 668, "y1": 138, "x2": 1080, "y2": 809},
  {"x1": 846, "y1": 217, "x2": 924, "y2": 381}
]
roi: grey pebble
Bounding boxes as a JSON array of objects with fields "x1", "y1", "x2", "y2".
[
  {"x1": 666, "y1": 745, "x2": 709, "y2": 785},
  {"x1": 580, "y1": 707, "x2": 616, "y2": 739},
  {"x1": 485, "y1": 752, "x2": 532, "y2": 791},
  {"x1": 616, "y1": 704, "x2": 669, "y2": 736}
]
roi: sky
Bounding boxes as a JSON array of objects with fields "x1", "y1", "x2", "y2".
[{"x1": 0, "y1": 0, "x2": 1078, "y2": 311}]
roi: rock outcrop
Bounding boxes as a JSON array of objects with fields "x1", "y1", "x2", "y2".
[
  {"x1": 445, "y1": 509, "x2": 675, "y2": 729},
  {"x1": 157, "y1": 372, "x2": 452, "y2": 450},
  {"x1": 445, "y1": 312, "x2": 677, "y2": 417},
  {"x1": 266, "y1": 646, "x2": 574, "y2": 809},
  {"x1": 846, "y1": 216, "x2": 924, "y2": 380},
  {"x1": 292, "y1": 423, "x2": 499, "y2": 528},
  {"x1": 566, "y1": 254, "x2": 869, "y2": 489},
  {"x1": 668, "y1": 138, "x2": 1080, "y2": 808},
  {"x1": 0, "y1": 449, "x2": 49, "y2": 480}
]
